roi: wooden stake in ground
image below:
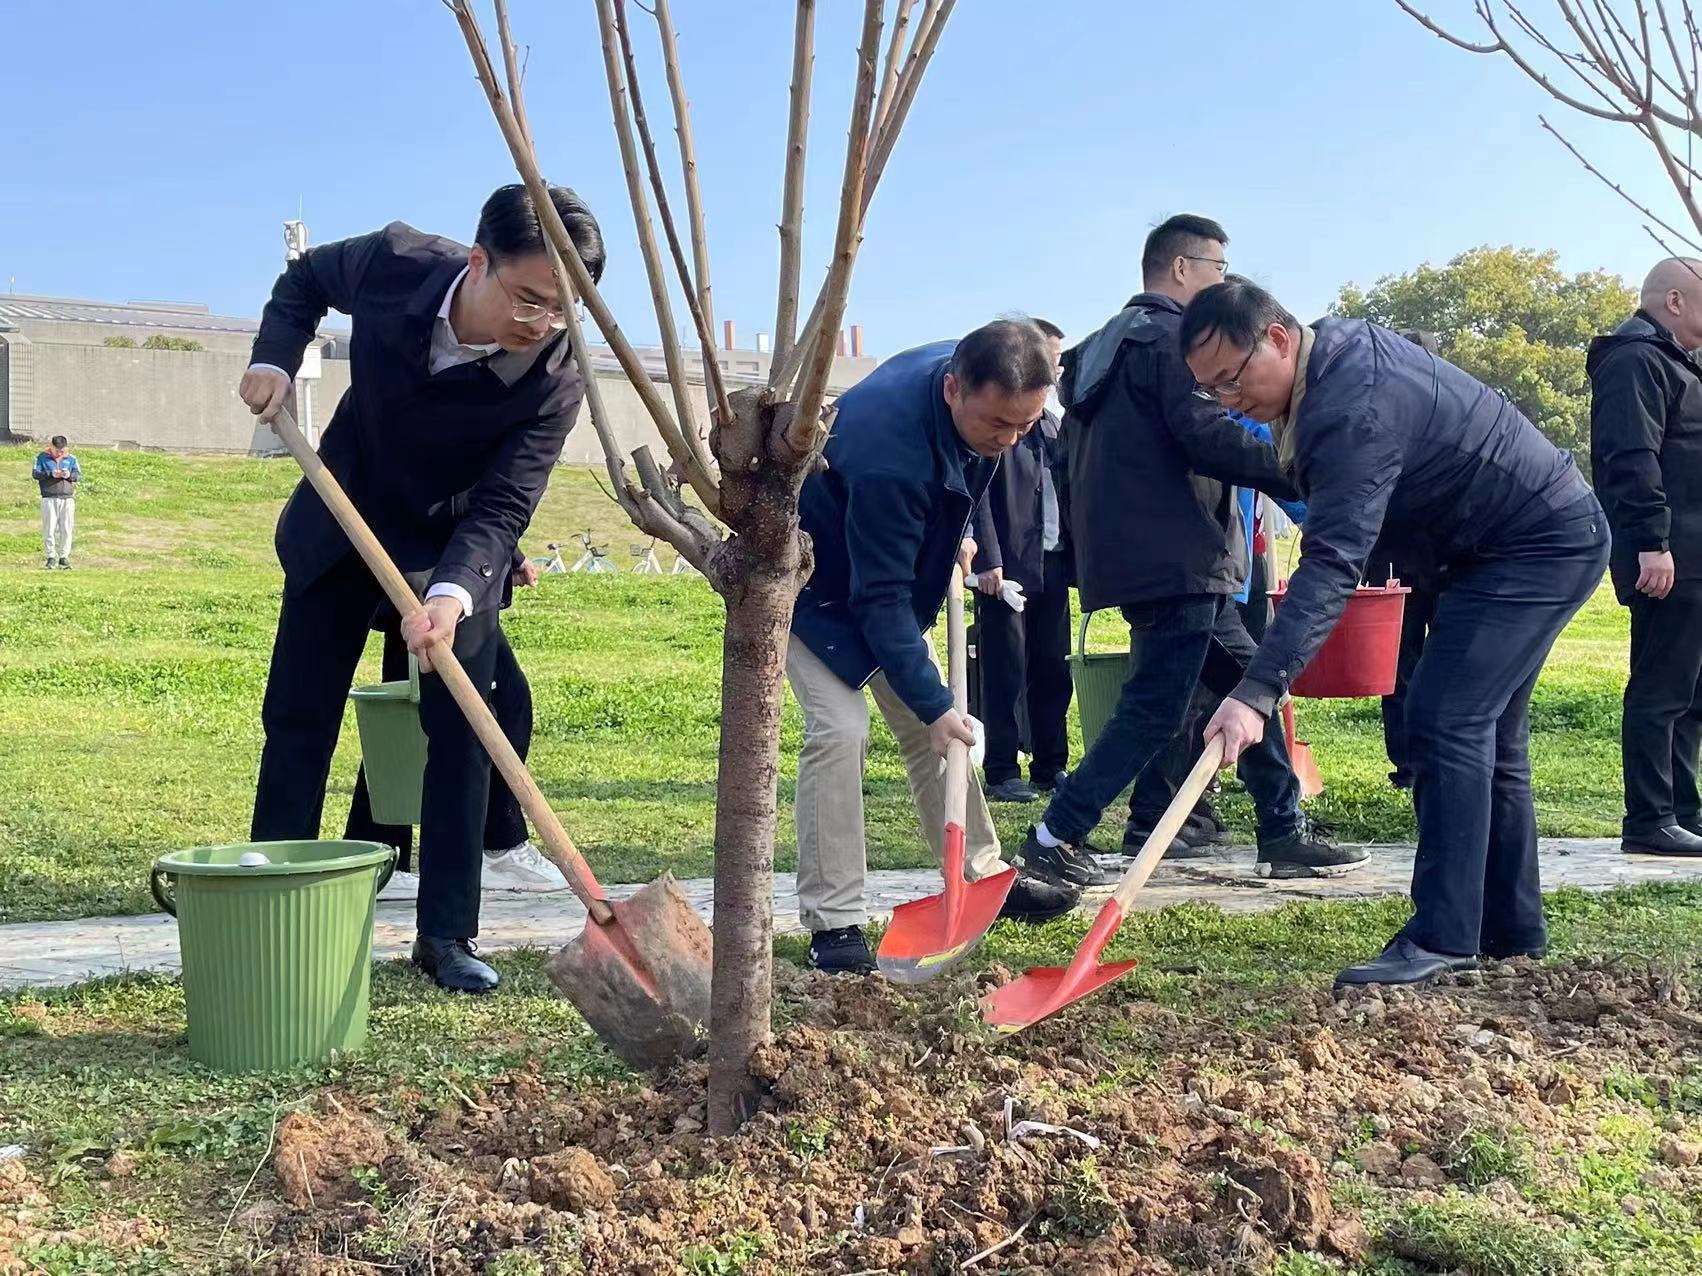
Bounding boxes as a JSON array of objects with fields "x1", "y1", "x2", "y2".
[{"x1": 448, "y1": 0, "x2": 957, "y2": 1133}]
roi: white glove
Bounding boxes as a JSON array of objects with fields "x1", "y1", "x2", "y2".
[
  {"x1": 964, "y1": 574, "x2": 1027, "y2": 613},
  {"x1": 966, "y1": 714, "x2": 985, "y2": 768}
]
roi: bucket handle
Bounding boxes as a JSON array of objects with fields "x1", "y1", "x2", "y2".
[
  {"x1": 149, "y1": 849, "x2": 397, "y2": 918},
  {"x1": 150, "y1": 868, "x2": 177, "y2": 917},
  {"x1": 1076, "y1": 612, "x2": 1093, "y2": 661}
]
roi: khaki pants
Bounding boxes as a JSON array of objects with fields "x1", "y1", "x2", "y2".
[{"x1": 786, "y1": 636, "x2": 1003, "y2": 932}]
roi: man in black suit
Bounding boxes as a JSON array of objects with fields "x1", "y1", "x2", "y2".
[
  {"x1": 970, "y1": 318, "x2": 1074, "y2": 803},
  {"x1": 240, "y1": 183, "x2": 604, "y2": 994}
]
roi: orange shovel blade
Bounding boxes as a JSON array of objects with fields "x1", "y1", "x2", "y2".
[
  {"x1": 877, "y1": 824, "x2": 1015, "y2": 985},
  {"x1": 979, "y1": 897, "x2": 1138, "y2": 1033}
]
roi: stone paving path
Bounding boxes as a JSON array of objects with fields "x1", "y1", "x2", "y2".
[{"x1": 3, "y1": 838, "x2": 1698, "y2": 989}]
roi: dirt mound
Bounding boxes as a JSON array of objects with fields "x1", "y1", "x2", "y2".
[{"x1": 244, "y1": 954, "x2": 1702, "y2": 1273}]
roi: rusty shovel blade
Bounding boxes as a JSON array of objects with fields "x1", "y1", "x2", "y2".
[{"x1": 548, "y1": 874, "x2": 713, "y2": 1070}]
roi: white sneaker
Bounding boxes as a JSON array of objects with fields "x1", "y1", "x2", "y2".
[
  {"x1": 378, "y1": 870, "x2": 420, "y2": 903},
  {"x1": 482, "y1": 842, "x2": 569, "y2": 893}
]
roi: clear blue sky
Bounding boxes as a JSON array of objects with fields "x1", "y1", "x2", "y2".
[{"x1": 1, "y1": 0, "x2": 1680, "y2": 356}]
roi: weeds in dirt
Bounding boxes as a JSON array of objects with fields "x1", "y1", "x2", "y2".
[
  {"x1": 680, "y1": 1229, "x2": 767, "y2": 1274},
  {"x1": 1384, "y1": 1193, "x2": 1584, "y2": 1274},
  {"x1": 1446, "y1": 1125, "x2": 1533, "y2": 1188},
  {"x1": 1053, "y1": 1153, "x2": 1123, "y2": 1239}
]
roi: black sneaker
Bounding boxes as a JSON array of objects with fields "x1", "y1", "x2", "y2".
[
  {"x1": 986, "y1": 777, "x2": 1041, "y2": 803},
  {"x1": 1183, "y1": 799, "x2": 1230, "y2": 845},
  {"x1": 57, "y1": 558, "x2": 71, "y2": 570},
  {"x1": 809, "y1": 925, "x2": 875, "y2": 975},
  {"x1": 1122, "y1": 822, "x2": 1211, "y2": 860},
  {"x1": 1256, "y1": 816, "x2": 1368, "y2": 879},
  {"x1": 1015, "y1": 827, "x2": 1114, "y2": 887},
  {"x1": 997, "y1": 865, "x2": 1082, "y2": 923},
  {"x1": 1031, "y1": 770, "x2": 1068, "y2": 792}
]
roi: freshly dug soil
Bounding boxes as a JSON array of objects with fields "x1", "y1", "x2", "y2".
[{"x1": 242, "y1": 953, "x2": 1702, "y2": 1274}]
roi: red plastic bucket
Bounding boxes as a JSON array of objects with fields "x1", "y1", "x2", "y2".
[{"x1": 1268, "y1": 579, "x2": 1410, "y2": 698}]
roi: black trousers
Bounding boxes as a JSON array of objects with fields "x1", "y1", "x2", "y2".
[
  {"x1": 1397, "y1": 501, "x2": 1607, "y2": 957},
  {"x1": 1044, "y1": 594, "x2": 1301, "y2": 844},
  {"x1": 975, "y1": 550, "x2": 1073, "y2": 785},
  {"x1": 250, "y1": 552, "x2": 502, "y2": 939},
  {"x1": 1367, "y1": 566, "x2": 1440, "y2": 790},
  {"x1": 344, "y1": 626, "x2": 533, "y2": 870},
  {"x1": 1622, "y1": 582, "x2": 1702, "y2": 837},
  {"x1": 1130, "y1": 555, "x2": 1270, "y2": 826}
]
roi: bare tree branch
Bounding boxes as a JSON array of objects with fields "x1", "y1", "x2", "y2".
[
  {"x1": 446, "y1": 0, "x2": 721, "y2": 514},
  {"x1": 1541, "y1": 112, "x2": 1702, "y2": 248},
  {"x1": 1653, "y1": 0, "x2": 1702, "y2": 122},
  {"x1": 613, "y1": 0, "x2": 733, "y2": 433},
  {"x1": 1393, "y1": 0, "x2": 1643, "y2": 119},
  {"x1": 776, "y1": 0, "x2": 957, "y2": 396},
  {"x1": 786, "y1": 0, "x2": 884, "y2": 458},
  {"x1": 771, "y1": 0, "x2": 816, "y2": 373},
  {"x1": 651, "y1": 0, "x2": 717, "y2": 339},
  {"x1": 495, "y1": 0, "x2": 532, "y2": 145},
  {"x1": 1502, "y1": 0, "x2": 1637, "y2": 112},
  {"x1": 872, "y1": 0, "x2": 916, "y2": 139},
  {"x1": 591, "y1": 0, "x2": 722, "y2": 504}
]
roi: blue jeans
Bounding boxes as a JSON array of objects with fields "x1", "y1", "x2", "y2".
[
  {"x1": 1398, "y1": 498, "x2": 1609, "y2": 957},
  {"x1": 1043, "y1": 595, "x2": 1302, "y2": 845}
]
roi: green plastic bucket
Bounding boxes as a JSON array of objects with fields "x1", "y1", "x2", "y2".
[
  {"x1": 151, "y1": 841, "x2": 395, "y2": 1072},
  {"x1": 1067, "y1": 614, "x2": 1130, "y2": 751},
  {"x1": 349, "y1": 658, "x2": 425, "y2": 826}
]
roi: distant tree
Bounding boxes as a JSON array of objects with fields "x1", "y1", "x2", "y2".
[
  {"x1": 102, "y1": 336, "x2": 137, "y2": 349},
  {"x1": 141, "y1": 335, "x2": 204, "y2": 352},
  {"x1": 1333, "y1": 246, "x2": 1634, "y2": 470}
]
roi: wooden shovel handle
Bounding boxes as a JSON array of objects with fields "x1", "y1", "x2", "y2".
[
  {"x1": 943, "y1": 565, "x2": 969, "y2": 831},
  {"x1": 269, "y1": 407, "x2": 615, "y2": 925},
  {"x1": 1110, "y1": 735, "x2": 1226, "y2": 913}
]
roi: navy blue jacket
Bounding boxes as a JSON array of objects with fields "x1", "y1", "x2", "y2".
[
  {"x1": 794, "y1": 342, "x2": 998, "y2": 723},
  {"x1": 970, "y1": 407, "x2": 1062, "y2": 590},
  {"x1": 1236, "y1": 318, "x2": 1592, "y2": 712},
  {"x1": 1588, "y1": 310, "x2": 1702, "y2": 600}
]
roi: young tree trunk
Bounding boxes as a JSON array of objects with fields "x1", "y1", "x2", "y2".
[{"x1": 704, "y1": 392, "x2": 811, "y2": 1134}]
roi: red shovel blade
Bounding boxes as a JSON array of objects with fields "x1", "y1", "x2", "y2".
[
  {"x1": 877, "y1": 824, "x2": 1016, "y2": 985},
  {"x1": 979, "y1": 897, "x2": 1138, "y2": 1034}
]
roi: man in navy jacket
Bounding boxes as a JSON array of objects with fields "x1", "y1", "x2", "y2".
[
  {"x1": 240, "y1": 184, "x2": 605, "y2": 995},
  {"x1": 790, "y1": 320, "x2": 1081, "y2": 973},
  {"x1": 1182, "y1": 280, "x2": 1608, "y2": 988}
]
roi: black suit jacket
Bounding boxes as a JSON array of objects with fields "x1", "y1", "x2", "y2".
[
  {"x1": 971, "y1": 408, "x2": 1063, "y2": 590},
  {"x1": 251, "y1": 222, "x2": 583, "y2": 613}
]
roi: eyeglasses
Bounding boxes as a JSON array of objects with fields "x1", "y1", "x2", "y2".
[
  {"x1": 1181, "y1": 254, "x2": 1228, "y2": 276},
  {"x1": 1192, "y1": 341, "x2": 1258, "y2": 401},
  {"x1": 492, "y1": 266, "x2": 568, "y2": 329}
]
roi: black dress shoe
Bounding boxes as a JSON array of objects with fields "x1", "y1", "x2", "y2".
[
  {"x1": 1682, "y1": 817, "x2": 1702, "y2": 839},
  {"x1": 997, "y1": 866, "x2": 1082, "y2": 924},
  {"x1": 1016, "y1": 827, "x2": 1115, "y2": 887},
  {"x1": 809, "y1": 925, "x2": 875, "y2": 974},
  {"x1": 986, "y1": 777, "x2": 1041, "y2": 803},
  {"x1": 1031, "y1": 770, "x2": 1068, "y2": 792},
  {"x1": 1624, "y1": 825, "x2": 1702, "y2": 856},
  {"x1": 1335, "y1": 936, "x2": 1477, "y2": 988},
  {"x1": 413, "y1": 936, "x2": 501, "y2": 994}
]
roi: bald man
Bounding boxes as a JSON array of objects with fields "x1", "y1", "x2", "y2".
[{"x1": 1589, "y1": 258, "x2": 1702, "y2": 857}]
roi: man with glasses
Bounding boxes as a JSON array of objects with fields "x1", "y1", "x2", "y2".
[
  {"x1": 1181, "y1": 279, "x2": 1607, "y2": 987},
  {"x1": 1018, "y1": 216, "x2": 1362, "y2": 887},
  {"x1": 239, "y1": 183, "x2": 605, "y2": 995}
]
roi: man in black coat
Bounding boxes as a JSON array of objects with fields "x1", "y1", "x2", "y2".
[
  {"x1": 969, "y1": 318, "x2": 1074, "y2": 803},
  {"x1": 240, "y1": 183, "x2": 604, "y2": 994},
  {"x1": 1589, "y1": 257, "x2": 1702, "y2": 857},
  {"x1": 1021, "y1": 215, "x2": 1359, "y2": 882},
  {"x1": 1183, "y1": 280, "x2": 1608, "y2": 988}
]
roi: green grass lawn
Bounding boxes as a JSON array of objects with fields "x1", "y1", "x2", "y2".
[{"x1": 0, "y1": 445, "x2": 1633, "y2": 924}]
